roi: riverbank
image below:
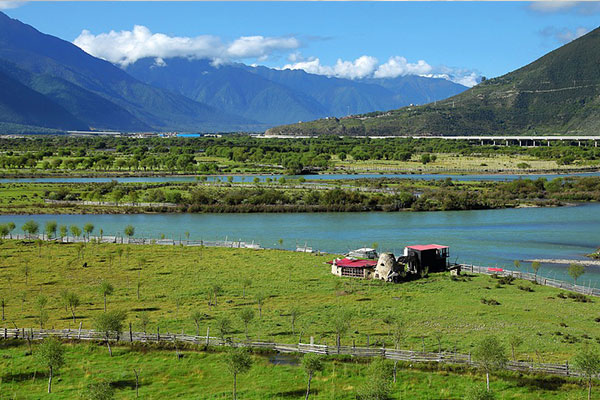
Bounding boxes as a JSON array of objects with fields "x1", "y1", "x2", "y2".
[{"x1": 3, "y1": 175, "x2": 600, "y2": 214}]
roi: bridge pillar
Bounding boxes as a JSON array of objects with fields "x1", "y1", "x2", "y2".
[
  {"x1": 505, "y1": 140, "x2": 509, "y2": 146},
  {"x1": 519, "y1": 140, "x2": 522, "y2": 146},
  {"x1": 547, "y1": 141, "x2": 550, "y2": 147},
  {"x1": 578, "y1": 141, "x2": 581, "y2": 147}
]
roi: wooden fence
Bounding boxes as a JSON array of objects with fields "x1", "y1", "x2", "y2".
[
  {"x1": 458, "y1": 263, "x2": 600, "y2": 297},
  {"x1": 0, "y1": 327, "x2": 581, "y2": 379}
]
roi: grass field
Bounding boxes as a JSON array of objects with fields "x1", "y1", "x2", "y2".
[
  {"x1": 332, "y1": 153, "x2": 599, "y2": 173},
  {"x1": 1, "y1": 240, "x2": 599, "y2": 399},
  {"x1": 0, "y1": 340, "x2": 589, "y2": 399},
  {"x1": 0, "y1": 240, "x2": 597, "y2": 363}
]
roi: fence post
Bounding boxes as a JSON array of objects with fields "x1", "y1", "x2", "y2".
[
  {"x1": 129, "y1": 322, "x2": 133, "y2": 343},
  {"x1": 157, "y1": 326, "x2": 160, "y2": 343},
  {"x1": 566, "y1": 360, "x2": 569, "y2": 376},
  {"x1": 4, "y1": 328, "x2": 6, "y2": 339},
  {"x1": 206, "y1": 327, "x2": 210, "y2": 347},
  {"x1": 78, "y1": 322, "x2": 82, "y2": 339}
]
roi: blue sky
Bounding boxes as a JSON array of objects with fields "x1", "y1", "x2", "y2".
[{"x1": 2, "y1": 1, "x2": 599, "y2": 86}]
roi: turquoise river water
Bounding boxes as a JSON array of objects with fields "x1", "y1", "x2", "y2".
[{"x1": 1, "y1": 203, "x2": 599, "y2": 285}]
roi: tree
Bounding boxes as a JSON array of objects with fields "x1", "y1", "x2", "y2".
[
  {"x1": 239, "y1": 308, "x2": 255, "y2": 339},
  {"x1": 70, "y1": 225, "x2": 82, "y2": 240},
  {"x1": 302, "y1": 353, "x2": 323, "y2": 400},
  {"x1": 59, "y1": 225, "x2": 67, "y2": 241},
  {"x1": 7, "y1": 222, "x2": 15, "y2": 238},
  {"x1": 472, "y1": 336, "x2": 508, "y2": 392},
  {"x1": 83, "y1": 380, "x2": 115, "y2": 400},
  {"x1": 573, "y1": 346, "x2": 600, "y2": 400},
  {"x1": 36, "y1": 337, "x2": 65, "y2": 393},
  {"x1": 210, "y1": 283, "x2": 223, "y2": 307},
  {"x1": 112, "y1": 189, "x2": 124, "y2": 206},
  {"x1": 225, "y1": 348, "x2": 253, "y2": 400},
  {"x1": 21, "y1": 264, "x2": 30, "y2": 285},
  {"x1": 255, "y1": 292, "x2": 266, "y2": 318},
  {"x1": 215, "y1": 316, "x2": 232, "y2": 342},
  {"x1": 242, "y1": 278, "x2": 252, "y2": 298},
  {"x1": 191, "y1": 310, "x2": 204, "y2": 336},
  {"x1": 124, "y1": 225, "x2": 135, "y2": 240},
  {"x1": 66, "y1": 292, "x2": 80, "y2": 323},
  {"x1": 138, "y1": 312, "x2": 150, "y2": 334},
  {"x1": 568, "y1": 263, "x2": 585, "y2": 285},
  {"x1": 45, "y1": 220, "x2": 57, "y2": 239},
  {"x1": 508, "y1": 335, "x2": 523, "y2": 361},
  {"x1": 99, "y1": 281, "x2": 115, "y2": 312},
  {"x1": 420, "y1": 154, "x2": 431, "y2": 164},
  {"x1": 36, "y1": 294, "x2": 49, "y2": 328},
  {"x1": 531, "y1": 261, "x2": 541, "y2": 280},
  {"x1": 277, "y1": 238, "x2": 283, "y2": 249},
  {"x1": 22, "y1": 220, "x2": 39, "y2": 239},
  {"x1": 513, "y1": 260, "x2": 520, "y2": 270},
  {"x1": 290, "y1": 307, "x2": 301, "y2": 335},
  {"x1": 332, "y1": 310, "x2": 352, "y2": 350},
  {"x1": 84, "y1": 223, "x2": 95, "y2": 241},
  {"x1": 94, "y1": 310, "x2": 127, "y2": 356},
  {"x1": 0, "y1": 224, "x2": 9, "y2": 239}
]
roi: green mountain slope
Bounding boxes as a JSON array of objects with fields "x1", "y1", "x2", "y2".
[
  {"x1": 267, "y1": 26, "x2": 600, "y2": 136},
  {"x1": 0, "y1": 68, "x2": 86, "y2": 130},
  {"x1": 0, "y1": 12, "x2": 256, "y2": 132}
]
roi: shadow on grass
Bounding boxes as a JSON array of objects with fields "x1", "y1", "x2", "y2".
[
  {"x1": 504, "y1": 373, "x2": 572, "y2": 391},
  {"x1": 110, "y1": 378, "x2": 137, "y2": 390},
  {"x1": 131, "y1": 307, "x2": 160, "y2": 312},
  {"x1": 280, "y1": 388, "x2": 318, "y2": 397},
  {"x1": 2, "y1": 370, "x2": 47, "y2": 382}
]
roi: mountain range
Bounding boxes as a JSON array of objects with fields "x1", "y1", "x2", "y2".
[
  {"x1": 267, "y1": 26, "x2": 600, "y2": 137},
  {"x1": 0, "y1": 12, "x2": 467, "y2": 133}
]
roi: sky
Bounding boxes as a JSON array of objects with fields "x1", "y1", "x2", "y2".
[{"x1": 1, "y1": 1, "x2": 599, "y2": 87}]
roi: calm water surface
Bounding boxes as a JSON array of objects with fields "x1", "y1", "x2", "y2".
[{"x1": 1, "y1": 204, "x2": 599, "y2": 285}]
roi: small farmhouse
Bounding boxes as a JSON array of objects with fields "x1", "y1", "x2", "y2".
[
  {"x1": 329, "y1": 258, "x2": 377, "y2": 278},
  {"x1": 404, "y1": 244, "x2": 449, "y2": 274},
  {"x1": 329, "y1": 244, "x2": 450, "y2": 282}
]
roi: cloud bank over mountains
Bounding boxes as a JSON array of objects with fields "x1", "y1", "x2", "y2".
[
  {"x1": 74, "y1": 25, "x2": 299, "y2": 67},
  {"x1": 74, "y1": 25, "x2": 480, "y2": 87}
]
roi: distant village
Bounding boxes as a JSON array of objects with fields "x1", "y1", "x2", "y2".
[{"x1": 328, "y1": 244, "x2": 450, "y2": 282}]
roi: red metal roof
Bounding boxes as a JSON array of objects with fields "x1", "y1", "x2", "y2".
[
  {"x1": 406, "y1": 244, "x2": 448, "y2": 251},
  {"x1": 488, "y1": 267, "x2": 504, "y2": 272},
  {"x1": 327, "y1": 258, "x2": 377, "y2": 268}
]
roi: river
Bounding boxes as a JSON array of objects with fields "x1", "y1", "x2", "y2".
[{"x1": 1, "y1": 203, "x2": 599, "y2": 285}]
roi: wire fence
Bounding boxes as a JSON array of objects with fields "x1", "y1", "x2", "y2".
[
  {"x1": 0, "y1": 327, "x2": 583, "y2": 378},
  {"x1": 458, "y1": 263, "x2": 600, "y2": 297}
]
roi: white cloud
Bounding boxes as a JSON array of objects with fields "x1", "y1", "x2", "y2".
[
  {"x1": 283, "y1": 54, "x2": 479, "y2": 87},
  {"x1": 283, "y1": 55, "x2": 378, "y2": 80},
  {"x1": 0, "y1": 0, "x2": 26, "y2": 10},
  {"x1": 540, "y1": 26, "x2": 590, "y2": 43},
  {"x1": 528, "y1": 1, "x2": 600, "y2": 15},
  {"x1": 373, "y1": 56, "x2": 433, "y2": 78},
  {"x1": 73, "y1": 25, "x2": 301, "y2": 67}
]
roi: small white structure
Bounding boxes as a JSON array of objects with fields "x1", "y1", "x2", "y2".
[{"x1": 347, "y1": 248, "x2": 378, "y2": 259}]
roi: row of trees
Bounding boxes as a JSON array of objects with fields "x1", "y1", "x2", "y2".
[
  {"x1": 0, "y1": 220, "x2": 135, "y2": 242},
  {"x1": 2, "y1": 135, "x2": 599, "y2": 175}
]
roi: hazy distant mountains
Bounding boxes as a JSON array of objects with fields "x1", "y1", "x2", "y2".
[
  {"x1": 125, "y1": 58, "x2": 467, "y2": 126},
  {"x1": 268, "y1": 26, "x2": 600, "y2": 137},
  {"x1": 0, "y1": 12, "x2": 467, "y2": 133}
]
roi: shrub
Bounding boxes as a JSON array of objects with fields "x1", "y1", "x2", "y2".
[{"x1": 481, "y1": 298, "x2": 500, "y2": 306}]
